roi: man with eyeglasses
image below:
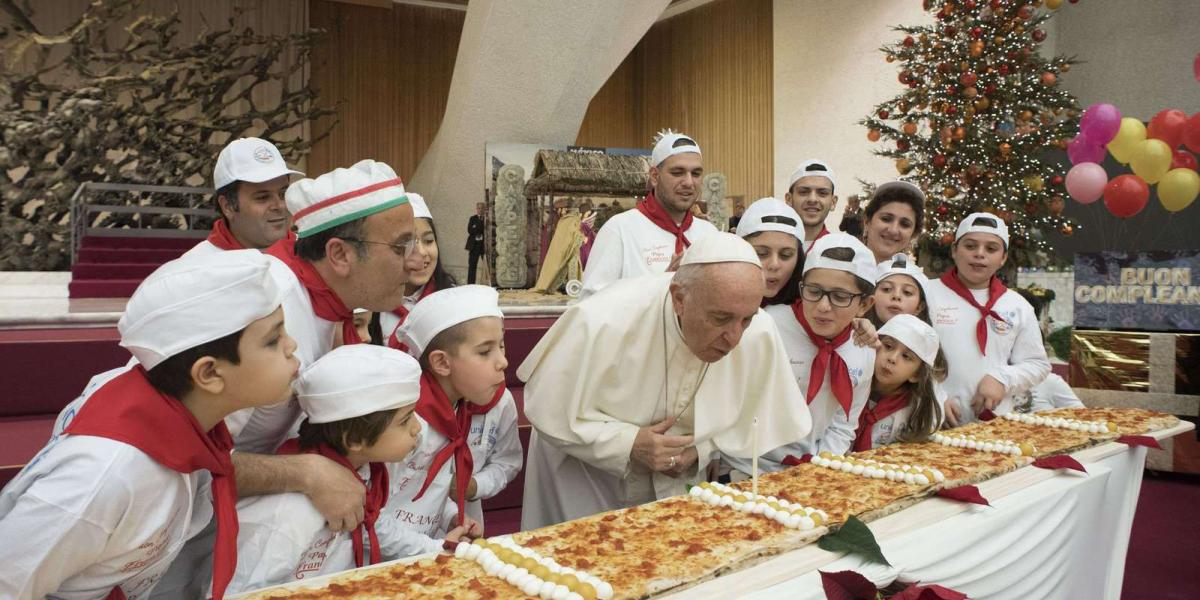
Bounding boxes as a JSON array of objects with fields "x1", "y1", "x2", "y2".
[
  {"x1": 580, "y1": 130, "x2": 718, "y2": 298},
  {"x1": 187, "y1": 137, "x2": 304, "y2": 256},
  {"x1": 143, "y1": 159, "x2": 420, "y2": 599},
  {"x1": 784, "y1": 159, "x2": 839, "y2": 255}
]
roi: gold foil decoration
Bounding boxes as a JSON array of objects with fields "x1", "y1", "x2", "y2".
[{"x1": 1069, "y1": 330, "x2": 1151, "y2": 392}]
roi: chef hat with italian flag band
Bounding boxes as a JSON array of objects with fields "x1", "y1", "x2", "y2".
[
  {"x1": 286, "y1": 159, "x2": 410, "y2": 238},
  {"x1": 295, "y1": 344, "x2": 422, "y2": 424},
  {"x1": 120, "y1": 250, "x2": 284, "y2": 370}
]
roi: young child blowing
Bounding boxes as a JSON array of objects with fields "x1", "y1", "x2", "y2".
[
  {"x1": 0, "y1": 250, "x2": 299, "y2": 600},
  {"x1": 853, "y1": 314, "x2": 946, "y2": 450},
  {"x1": 217, "y1": 344, "x2": 425, "y2": 595}
]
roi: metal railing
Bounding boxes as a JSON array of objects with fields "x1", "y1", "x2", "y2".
[{"x1": 69, "y1": 182, "x2": 217, "y2": 264}]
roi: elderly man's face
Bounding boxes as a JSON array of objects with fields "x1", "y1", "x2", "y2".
[{"x1": 669, "y1": 263, "x2": 764, "y2": 363}]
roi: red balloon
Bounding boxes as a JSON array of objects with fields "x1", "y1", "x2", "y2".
[
  {"x1": 1185, "y1": 112, "x2": 1200, "y2": 154},
  {"x1": 1171, "y1": 149, "x2": 1198, "y2": 171},
  {"x1": 1147, "y1": 109, "x2": 1188, "y2": 149},
  {"x1": 1103, "y1": 174, "x2": 1150, "y2": 218}
]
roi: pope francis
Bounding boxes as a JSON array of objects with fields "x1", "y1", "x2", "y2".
[{"x1": 518, "y1": 232, "x2": 812, "y2": 529}]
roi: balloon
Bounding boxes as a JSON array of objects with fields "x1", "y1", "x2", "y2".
[
  {"x1": 1158, "y1": 168, "x2": 1200, "y2": 212},
  {"x1": 1079, "y1": 103, "x2": 1122, "y2": 144},
  {"x1": 1171, "y1": 149, "x2": 1198, "y2": 171},
  {"x1": 1107, "y1": 117, "x2": 1147, "y2": 164},
  {"x1": 1103, "y1": 174, "x2": 1150, "y2": 218},
  {"x1": 1067, "y1": 133, "x2": 1106, "y2": 165},
  {"x1": 1065, "y1": 162, "x2": 1107, "y2": 204},
  {"x1": 1184, "y1": 113, "x2": 1200, "y2": 154},
  {"x1": 1147, "y1": 109, "x2": 1188, "y2": 149},
  {"x1": 1129, "y1": 139, "x2": 1173, "y2": 183}
]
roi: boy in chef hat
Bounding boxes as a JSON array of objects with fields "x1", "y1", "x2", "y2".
[
  {"x1": 217, "y1": 344, "x2": 441, "y2": 595},
  {"x1": 376, "y1": 285, "x2": 520, "y2": 558},
  {"x1": 0, "y1": 250, "x2": 298, "y2": 600}
]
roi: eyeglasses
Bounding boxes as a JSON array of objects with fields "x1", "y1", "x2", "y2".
[
  {"x1": 800, "y1": 284, "x2": 864, "y2": 308},
  {"x1": 340, "y1": 237, "x2": 420, "y2": 257}
]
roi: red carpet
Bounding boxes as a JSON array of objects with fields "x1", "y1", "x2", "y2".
[
  {"x1": 1122, "y1": 471, "x2": 1200, "y2": 599},
  {"x1": 70, "y1": 236, "x2": 199, "y2": 298}
]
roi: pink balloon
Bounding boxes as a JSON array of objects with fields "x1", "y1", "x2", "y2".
[
  {"x1": 1079, "y1": 103, "x2": 1122, "y2": 144},
  {"x1": 1065, "y1": 162, "x2": 1107, "y2": 204},
  {"x1": 1067, "y1": 133, "x2": 1107, "y2": 165}
]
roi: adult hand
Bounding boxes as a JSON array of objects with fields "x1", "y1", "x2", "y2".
[
  {"x1": 944, "y1": 398, "x2": 963, "y2": 427},
  {"x1": 663, "y1": 446, "x2": 699, "y2": 478},
  {"x1": 304, "y1": 454, "x2": 366, "y2": 532},
  {"x1": 631, "y1": 416, "x2": 694, "y2": 472},
  {"x1": 971, "y1": 375, "x2": 1007, "y2": 413},
  {"x1": 851, "y1": 318, "x2": 882, "y2": 349}
]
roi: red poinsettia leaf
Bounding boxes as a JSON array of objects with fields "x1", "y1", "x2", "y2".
[
  {"x1": 937, "y1": 484, "x2": 990, "y2": 506},
  {"x1": 889, "y1": 582, "x2": 969, "y2": 600},
  {"x1": 820, "y1": 570, "x2": 880, "y2": 600},
  {"x1": 1032, "y1": 455, "x2": 1087, "y2": 473},
  {"x1": 783, "y1": 453, "x2": 814, "y2": 466},
  {"x1": 1116, "y1": 435, "x2": 1163, "y2": 450},
  {"x1": 978, "y1": 409, "x2": 998, "y2": 421}
]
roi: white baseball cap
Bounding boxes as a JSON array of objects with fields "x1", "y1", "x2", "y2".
[
  {"x1": 735, "y1": 198, "x2": 803, "y2": 242},
  {"x1": 878, "y1": 313, "x2": 940, "y2": 366},
  {"x1": 956, "y1": 212, "x2": 1009, "y2": 248},
  {"x1": 787, "y1": 159, "x2": 837, "y2": 193},
  {"x1": 296, "y1": 344, "x2": 422, "y2": 424},
  {"x1": 875, "y1": 253, "x2": 933, "y2": 304},
  {"x1": 213, "y1": 138, "x2": 304, "y2": 190},
  {"x1": 286, "y1": 159, "x2": 409, "y2": 238},
  {"x1": 651, "y1": 129, "x2": 702, "y2": 167},
  {"x1": 872, "y1": 180, "x2": 926, "y2": 204},
  {"x1": 120, "y1": 250, "x2": 284, "y2": 370},
  {"x1": 803, "y1": 232, "x2": 877, "y2": 282},
  {"x1": 397, "y1": 285, "x2": 503, "y2": 356}
]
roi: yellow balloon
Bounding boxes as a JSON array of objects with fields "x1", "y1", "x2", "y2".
[
  {"x1": 1046, "y1": 0, "x2": 1063, "y2": 8},
  {"x1": 1129, "y1": 139, "x2": 1173, "y2": 183},
  {"x1": 1107, "y1": 117, "x2": 1147, "y2": 164},
  {"x1": 1158, "y1": 168, "x2": 1200, "y2": 212}
]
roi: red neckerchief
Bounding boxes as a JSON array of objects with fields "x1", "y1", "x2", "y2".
[
  {"x1": 64, "y1": 366, "x2": 239, "y2": 600},
  {"x1": 791, "y1": 300, "x2": 854, "y2": 417},
  {"x1": 265, "y1": 238, "x2": 362, "y2": 345},
  {"x1": 411, "y1": 373, "x2": 504, "y2": 526},
  {"x1": 939, "y1": 267, "x2": 1007, "y2": 356},
  {"x1": 206, "y1": 219, "x2": 245, "y2": 251},
  {"x1": 276, "y1": 439, "x2": 388, "y2": 568},
  {"x1": 853, "y1": 390, "x2": 910, "y2": 452},
  {"x1": 635, "y1": 190, "x2": 694, "y2": 254},
  {"x1": 386, "y1": 281, "x2": 439, "y2": 351},
  {"x1": 813, "y1": 225, "x2": 830, "y2": 243}
]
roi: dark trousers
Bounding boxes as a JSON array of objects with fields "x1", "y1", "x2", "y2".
[{"x1": 468, "y1": 249, "x2": 483, "y2": 283}]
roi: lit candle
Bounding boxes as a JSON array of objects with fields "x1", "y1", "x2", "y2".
[{"x1": 751, "y1": 417, "x2": 759, "y2": 499}]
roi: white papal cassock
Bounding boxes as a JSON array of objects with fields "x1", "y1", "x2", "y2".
[{"x1": 517, "y1": 272, "x2": 811, "y2": 529}]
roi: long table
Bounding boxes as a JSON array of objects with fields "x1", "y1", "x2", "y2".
[{"x1": 231, "y1": 422, "x2": 1192, "y2": 600}]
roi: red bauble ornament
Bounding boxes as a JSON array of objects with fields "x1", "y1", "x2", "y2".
[
  {"x1": 946, "y1": 105, "x2": 959, "y2": 115},
  {"x1": 897, "y1": 139, "x2": 911, "y2": 151},
  {"x1": 1040, "y1": 71, "x2": 1057, "y2": 86},
  {"x1": 984, "y1": 84, "x2": 997, "y2": 95},
  {"x1": 1032, "y1": 29, "x2": 1047, "y2": 42},
  {"x1": 965, "y1": 0, "x2": 977, "y2": 8},
  {"x1": 945, "y1": 84, "x2": 958, "y2": 95},
  {"x1": 960, "y1": 72, "x2": 978, "y2": 86},
  {"x1": 902, "y1": 122, "x2": 918, "y2": 135},
  {"x1": 1018, "y1": 4, "x2": 1034, "y2": 19},
  {"x1": 1051, "y1": 175, "x2": 1064, "y2": 186},
  {"x1": 867, "y1": 129, "x2": 882, "y2": 142},
  {"x1": 878, "y1": 108, "x2": 890, "y2": 119},
  {"x1": 970, "y1": 26, "x2": 982, "y2": 39},
  {"x1": 933, "y1": 154, "x2": 948, "y2": 167},
  {"x1": 937, "y1": 204, "x2": 949, "y2": 215},
  {"x1": 998, "y1": 64, "x2": 1011, "y2": 76},
  {"x1": 991, "y1": 0, "x2": 1003, "y2": 9},
  {"x1": 903, "y1": 36, "x2": 915, "y2": 47}
]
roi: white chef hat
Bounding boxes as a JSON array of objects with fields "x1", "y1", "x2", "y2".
[
  {"x1": 803, "y1": 232, "x2": 877, "y2": 283},
  {"x1": 407, "y1": 192, "x2": 432, "y2": 221},
  {"x1": 956, "y1": 212, "x2": 1009, "y2": 248},
  {"x1": 119, "y1": 250, "x2": 284, "y2": 370},
  {"x1": 735, "y1": 198, "x2": 803, "y2": 242},
  {"x1": 213, "y1": 137, "x2": 303, "y2": 190},
  {"x1": 787, "y1": 159, "x2": 837, "y2": 193},
  {"x1": 651, "y1": 129, "x2": 702, "y2": 167},
  {"x1": 296, "y1": 344, "x2": 422, "y2": 424},
  {"x1": 396, "y1": 285, "x2": 503, "y2": 356},
  {"x1": 286, "y1": 159, "x2": 409, "y2": 238},
  {"x1": 875, "y1": 253, "x2": 932, "y2": 301},
  {"x1": 679, "y1": 231, "x2": 762, "y2": 268},
  {"x1": 878, "y1": 313, "x2": 940, "y2": 366}
]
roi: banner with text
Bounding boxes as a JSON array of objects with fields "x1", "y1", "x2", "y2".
[{"x1": 1073, "y1": 250, "x2": 1200, "y2": 332}]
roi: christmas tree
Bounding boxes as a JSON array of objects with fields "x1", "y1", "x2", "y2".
[{"x1": 860, "y1": 0, "x2": 1081, "y2": 276}]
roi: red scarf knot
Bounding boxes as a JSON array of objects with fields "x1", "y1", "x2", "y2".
[
  {"x1": 852, "y1": 391, "x2": 910, "y2": 452},
  {"x1": 266, "y1": 238, "x2": 362, "y2": 346},
  {"x1": 939, "y1": 268, "x2": 1008, "y2": 356},
  {"x1": 635, "y1": 190, "x2": 694, "y2": 254},
  {"x1": 791, "y1": 301, "x2": 855, "y2": 418}
]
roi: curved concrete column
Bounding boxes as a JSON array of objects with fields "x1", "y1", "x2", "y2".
[{"x1": 408, "y1": 0, "x2": 669, "y2": 277}]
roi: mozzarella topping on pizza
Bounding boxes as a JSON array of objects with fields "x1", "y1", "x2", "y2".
[
  {"x1": 689, "y1": 481, "x2": 829, "y2": 529},
  {"x1": 1003, "y1": 411, "x2": 1117, "y2": 434},
  {"x1": 455, "y1": 537, "x2": 614, "y2": 600},
  {"x1": 810, "y1": 452, "x2": 944, "y2": 485},
  {"x1": 931, "y1": 431, "x2": 1034, "y2": 456}
]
